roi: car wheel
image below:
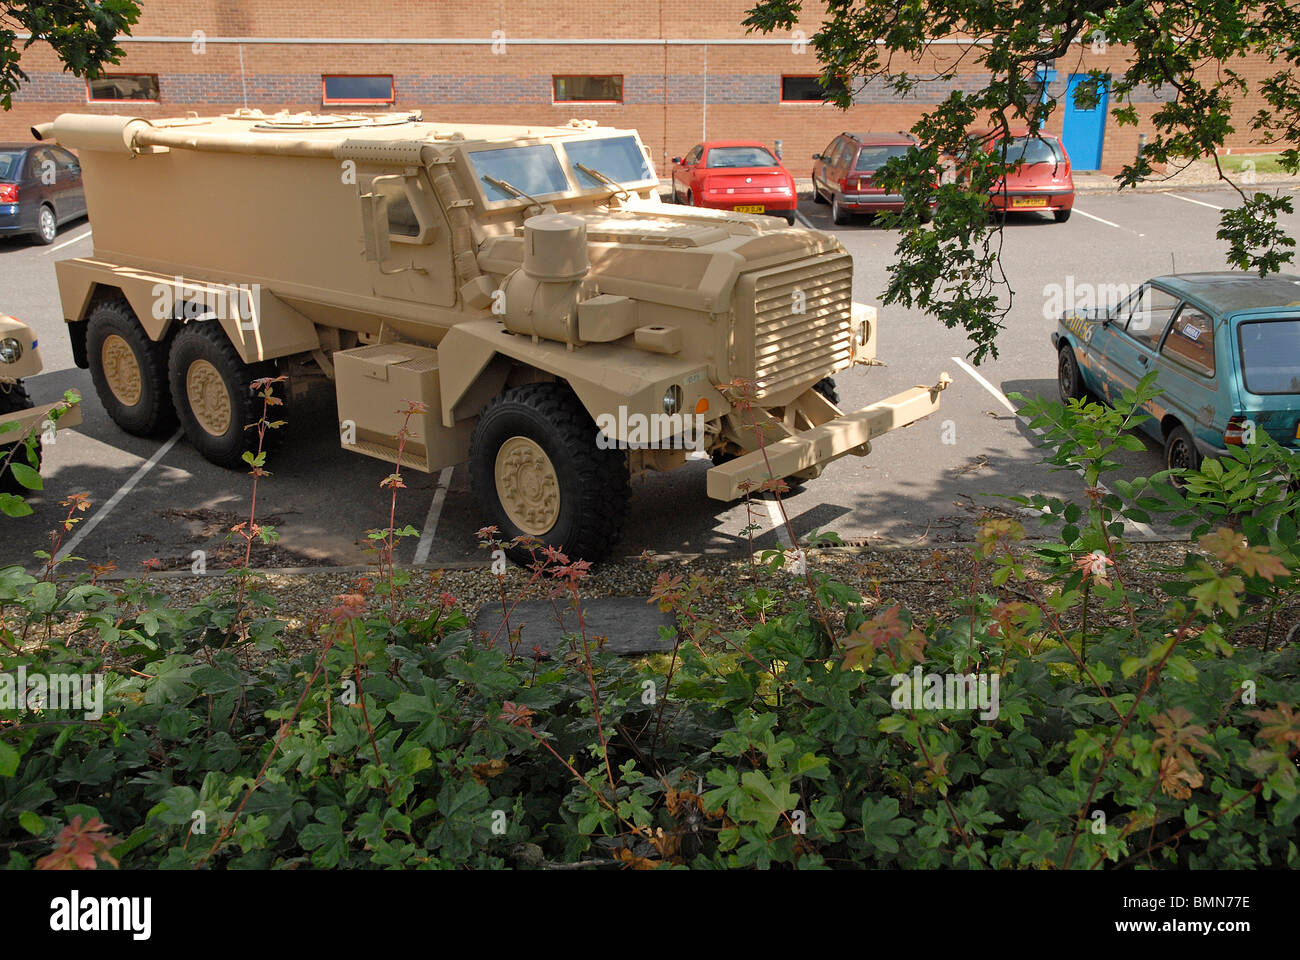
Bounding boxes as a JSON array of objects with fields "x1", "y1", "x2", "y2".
[
  {"x1": 831, "y1": 194, "x2": 852, "y2": 225},
  {"x1": 0, "y1": 379, "x2": 38, "y2": 494},
  {"x1": 1054, "y1": 209, "x2": 1072, "y2": 223},
  {"x1": 87, "y1": 297, "x2": 176, "y2": 436},
  {"x1": 1164, "y1": 424, "x2": 1202, "y2": 476},
  {"x1": 812, "y1": 377, "x2": 840, "y2": 406},
  {"x1": 812, "y1": 187, "x2": 828, "y2": 205},
  {"x1": 781, "y1": 211, "x2": 796, "y2": 225},
  {"x1": 686, "y1": 190, "x2": 695, "y2": 207},
  {"x1": 168, "y1": 322, "x2": 277, "y2": 468},
  {"x1": 32, "y1": 204, "x2": 57, "y2": 245},
  {"x1": 469, "y1": 383, "x2": 629, "y2": 565},
  {"x1": 1057, "y1": 345, "x2": 1088, "y2": 404}
]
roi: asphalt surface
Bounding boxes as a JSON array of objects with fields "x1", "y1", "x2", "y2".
[{"x1": 3, "y1": 186, "x2": 1298, "y2": 572}]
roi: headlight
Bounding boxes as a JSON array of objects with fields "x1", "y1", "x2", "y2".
[
  {"x1": 0, "y1": 337, "x2": 21, "y2": 363},
  {"x1": 663, "y1": 384, "x2": 683, "y2": 415}
]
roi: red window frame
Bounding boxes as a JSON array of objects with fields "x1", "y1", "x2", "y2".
[
  {"x1": 552, "y1": 75, "x2": 624, "y2": 105},
  {"x1": 85, "y1": 73, "x2": 160, "y2": 104},
  {"x1": 779, "y1": 74, "x2": 847, "y2": 104},
  {"x1": 321, "y1": 75, "x2": 396, "y2": 106}
]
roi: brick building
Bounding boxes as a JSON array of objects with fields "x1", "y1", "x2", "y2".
[{"x1": 0, "y1": 1, "x2": 1283, "y2": 175}]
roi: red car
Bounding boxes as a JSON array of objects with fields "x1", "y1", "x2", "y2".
[
  {"x1": 811, "y1": 131, "x2": 921, "y2": 224},
  {"x1": 970, "y1": 128, "x2": 1075, "y2": 222},
  {"x1": 670, "y1": 141, "x2": 797, "y2": 224}
]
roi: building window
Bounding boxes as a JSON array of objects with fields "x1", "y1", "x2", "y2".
[
  {"x1": 553, "y1": 76, "x2": 623, "y2": 103},
  {"x1": 322, "y1": 75, "x2": 396, "y2": 105},
  {"x1": 780, "y1": 75, "x2": 848, "y2": 103},
  {"x1": 86, "y1": 74, "x2": 159, "y2": 103}
]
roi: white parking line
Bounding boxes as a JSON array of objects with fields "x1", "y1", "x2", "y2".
[
  {"x1": 1071, "y1": 208, "x2": 1127, "y2": 231},
  {"x1": 54, "y1": 429, "x2": 182, "y2": 562},
  {"x1": 762, "y1": 495, "x2": 794, "y2": 546},
  {"x1": 42, "y1": 227, "x2": 92, "y2": 254},
  {"x1": 795, "y1": 209, "x2": 815, "y2": 228},
  {"x1": 412, "y1": 465, "x2": 454, "y2": 565},
  {"x1": 1165, "y1": 192, "x2": 1225, "y2": 211},
  {"x1": 949, "y1": 357, "x2": 1159, "y2": 540}
]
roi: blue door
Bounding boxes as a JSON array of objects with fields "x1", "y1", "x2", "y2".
[{"x1": 1061, "y1": 74, "x2": 1108, "y2": 170}]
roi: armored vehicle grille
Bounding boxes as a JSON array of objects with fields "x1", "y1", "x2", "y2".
[{"x1": 746, "y1": 252, "x2": 854, "y2": 399}]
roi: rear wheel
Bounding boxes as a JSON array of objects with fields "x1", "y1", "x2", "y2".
[
  {"x1": 686, "y1": 190, "x2": 695, "y2": 207},
  {"x1": 32, "y1": 204, "x2": 57, "y2": 245},
  {"x1": 87, "y1": 297, "x2": 175, "y2": 436},
  {"x1": 812, "y1": 377, "x2": 839, "y2": 406},
  {"x1": 1054, "y1": 209, "x2": 1072, "y2": 223},
  {"x1": 470, "y1": 383, "x2": 629, "y2": 565},
  {"x1": 168, "y1": 322, "x2": 276, "y2": 468},
  {"x1": 831, "y1": 194, "x2": 852, "y2": 225},
  {"x1": 780, "y1": 211, "x2": 797, "y2": 225},
  {"x1": 0, "y1": 379, "x2": 37, "y2": 494},
  {"x1": 1165, "y1": 424, "x2": 1202, "y2": 477}
]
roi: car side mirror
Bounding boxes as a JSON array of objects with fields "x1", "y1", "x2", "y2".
[
  {"x1": 812, "y1": 154, "x2": 823, "y2": 161},
  {"x1": 671, "y1": 157, "x2": 682, "y2": 165}
]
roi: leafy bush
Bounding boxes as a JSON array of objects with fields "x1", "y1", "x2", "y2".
[{"x1": 0, "y1": 380, "x2": 1296, "y2": 869}]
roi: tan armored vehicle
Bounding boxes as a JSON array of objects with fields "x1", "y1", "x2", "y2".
[
  {"x1": 1, "y1": 314, "x2": 81, "y2": 493},
  {"x1": 33, "y1": 109, "x2": 946, "y2": 560}
]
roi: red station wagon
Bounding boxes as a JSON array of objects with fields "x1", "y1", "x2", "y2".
[
  {"x1": 811, "y1": 131, "x2": 920, "y2": 224},
  {"x1": 670, "y1": 140, "x2": 797, "y2": 224},
  {"x1": 970, "y1": 128, "x2": 1075, "y2": 222}
]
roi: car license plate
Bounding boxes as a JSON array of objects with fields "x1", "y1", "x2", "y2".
[
  {"x1": 1011, "y1": 197, "x2": 1048, "y2": 208},
  {"x1": 734, "y1": 204, "x2": 765, "y2": 213}
]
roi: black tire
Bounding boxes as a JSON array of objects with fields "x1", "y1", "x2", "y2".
[
  {"x1": 0, "y1": 379, "x2": 38, "y2": 494},
  {"x1": 812, "y1": 377, "x2": 840, "y2": 406},
  {"x1": 831, "y1": 194, "x2": 852, "y2": 225},
  {"x1": 32, "y1": 204, "x2": 57, "y2": 245},
  {"x1": 1165, "y1": 424, "x2": 1202, "y2": 475},
  {"x1": 86, "y1": 297, "x2": 176, "y2": 436},
  {"x1": 812, "y1": 187, "x2": 828, "y2": 205},
  {"x1": 469, "y1": 383, "x2": 629, "y2": 564},
  {"x1": 686, "y1": 190, "x2": 695, "y2": 207},
  {"x1": 1054, "y1": 209, "x2": 1072, "y2": 223},
  {"x1": 1058, "y1": 345, "x2": 1087, "y2": 404},
  {"x1": 168, "y1": 322, "x2": 276, "y2": 468},
  {"x1": 782, "y1": 211, "x2": 797, "y2": 225}
]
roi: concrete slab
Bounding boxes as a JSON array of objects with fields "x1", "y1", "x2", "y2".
[{"x1": 474, "y1": 597, "x2": 677, "y2": 655}]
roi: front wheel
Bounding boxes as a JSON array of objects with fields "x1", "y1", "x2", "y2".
[
  {"x1": 469, "y1": 383, "x2": 629, "y2": 565},
  {"x1": 0, "y1": 379, "x2": 38, "y2": 494},
  {"x1": 168, "y1": 322, "x2": 276, "y2": 468},
  {"x1": 1058, "y1": 345, "x2": 1087, "y2": 403}
]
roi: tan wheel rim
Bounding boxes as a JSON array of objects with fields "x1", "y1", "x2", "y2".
[
  {"x1": 101, "y1": 334, "x2": 142, "y2": 407},
  {"x1": 495, "y1": 436, "x2": 560, "y2": 535},
  {"x1": 186, "y1": 358, "x2": 233, "y2": 437}
]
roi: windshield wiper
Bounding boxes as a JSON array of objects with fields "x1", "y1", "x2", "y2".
[
  {"x1": 574, "y1": 162, "x2": 631, "y2": 202},
  {"x1": 481, "y1": 175, "x2": 544, "y2": 213}
]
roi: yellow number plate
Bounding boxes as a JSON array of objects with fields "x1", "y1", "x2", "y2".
[
  {"x1": 734, "y1": 204, "x2": 765, "y2": 213},
  {"x1": 1295, "y1": 421, "x2": 1300, "y2": 440},
  {"x1": 1011, "y1": 197, "x2": 1048, "y2": 208}
]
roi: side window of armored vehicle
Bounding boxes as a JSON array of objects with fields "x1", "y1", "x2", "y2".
[{"x1": 385, "y1": 190, "x2": 421, "y2": 238}]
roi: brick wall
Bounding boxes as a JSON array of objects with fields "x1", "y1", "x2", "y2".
[{"x1": 1, "y1": 1, "x2": 1289, "y2": 175}]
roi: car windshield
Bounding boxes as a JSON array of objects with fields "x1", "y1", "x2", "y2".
[
  {"x1": 468, "y1": 144, "x2": 570, "y2": 202},
  {"x1": 706, "y1": 146, "x2": 778, "y2": 168},
  {"x1": 566, "y1": 136, "x2": 654, "y2": 188},
  {"x1": 855, "y1": 145, "x2": 910, "y2": 171},
  {"x1": 1238, "y1": 319, "x2": 1300, "y2": 394},
  {"x1": 0, "y1": 150, "x2": 23, "y2": 181},
  {"x1": 1002, "y1": 137, "x2": 1062, "y2": 165}
]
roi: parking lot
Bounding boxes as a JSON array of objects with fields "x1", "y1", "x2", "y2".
[{"x1": 4, "y1": 185, "x2": 1298, "y2": 572}]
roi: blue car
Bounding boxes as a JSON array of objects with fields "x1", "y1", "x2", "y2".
[
  {"x1": 0, "y1": 142, "x2": 87, "y2": 245},
  {"x1": 1051, "y1": 272, "x2": 1300, "y2": 472}
]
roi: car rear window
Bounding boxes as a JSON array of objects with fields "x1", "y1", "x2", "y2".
[
  {"x1": 1002, "y1": 137, "x2": 1063, "y2": 165},
  {"x1": 1238, "y1": 319, "x2": 1300, "y2": 394},
  {"x1": 706, "y1": 146, "x2": 778, "y2": 168},
  {"x1": 0, "y1": 150, "x2": 23, "y2": 181},
  {"x1": 855, "y1": 145, "x2": 911, "y2": 171}
]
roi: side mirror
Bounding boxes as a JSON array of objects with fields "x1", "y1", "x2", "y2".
[
  {"x1": 812, "y1": 153, "x2": 823, "y2": 161},
  {"x1": 671, "y1": 157, "x2": 682, "y2": 165}
]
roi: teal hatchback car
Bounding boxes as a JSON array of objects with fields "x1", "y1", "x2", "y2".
[{"x1": 1051, "y1": 272, "x2": 1300, "y2": 472}]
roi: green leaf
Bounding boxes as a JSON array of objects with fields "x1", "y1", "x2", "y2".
[{"x1": 9, "y1": 463, "x2": 41, "y2": 491}]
